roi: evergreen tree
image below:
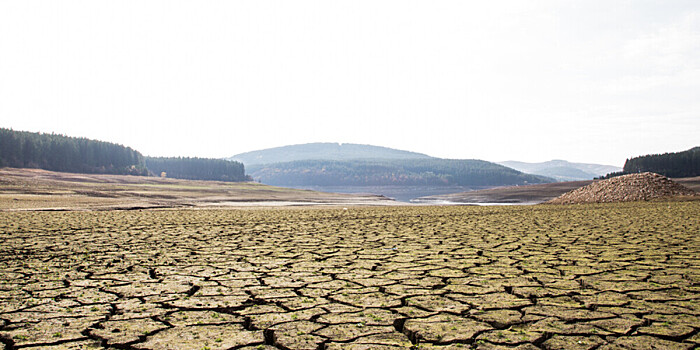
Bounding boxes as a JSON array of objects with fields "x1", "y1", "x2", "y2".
[
  {"x1": 145, "y1": 157, "x2": 248, "y2": 182},
  {"x1": 601, "y1": 147, "x2": 700, "y2": 178},
  {"x1": 0, "y1": 128, "x2": 148, "y2": 175}
]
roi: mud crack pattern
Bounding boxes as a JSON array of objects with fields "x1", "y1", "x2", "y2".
[{"x1": 1, "y1": 202, "x2": 699, "y2": 349}]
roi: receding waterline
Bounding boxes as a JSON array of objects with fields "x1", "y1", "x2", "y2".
[{"x1": 409, "y1": 199, "x2": 541, "y2": 206}]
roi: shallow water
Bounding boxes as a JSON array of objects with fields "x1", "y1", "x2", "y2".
[{"x1": 285, "y1": 185, "x2": 487, "y2": 202}]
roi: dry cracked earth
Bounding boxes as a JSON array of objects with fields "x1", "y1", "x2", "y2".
[{"x1": 1, "y1": 202, "x2": 699, "y2": 350}]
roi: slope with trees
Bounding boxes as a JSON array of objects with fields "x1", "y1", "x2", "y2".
[
  {"x1": 247, "y1": 158, "x2": 552, "y2": 187},
  {"x1": 145, "y1": 157, "x2": 248, "y2": 182},
  {"x1": 0, "y1": 128, "x2": 147, "y2": 175},
  {"x1": 0, "y1": 128, "x2": 250, "y2": 182},
  {"x1": 602, "y1": 147, "x2": 700, "y2": 178}
]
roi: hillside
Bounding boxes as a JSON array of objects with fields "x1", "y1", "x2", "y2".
[
  {"x1": 145, "y1": 157, "x2": 248, "y2": 182},
  {"x1": 498, "y1": 160, "x2": 621, "y2": 181},
  {"x1": 230, "y1": 142, "x2": 432, "y2": 165},
  {"x1": 0, "y1": 128, "x2": 147, "y2": 176},
  {"x1": 247, "y1": 158, "x2": 553, "y2": 187},
  {"x1": 0, "y1": 128, "x2": 249, "y2": 182},
  {"x1": 615, "y1": 146, "x2": 700, "y2": 178}
]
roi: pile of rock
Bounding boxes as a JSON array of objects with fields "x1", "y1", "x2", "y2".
[{"x1": 547, "y1": 172, "x2": 697, "y2": 204}]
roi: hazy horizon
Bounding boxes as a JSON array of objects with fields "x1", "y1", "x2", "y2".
[{"x1": 2, "y1": 1, "x2": 698, "y2": 167}]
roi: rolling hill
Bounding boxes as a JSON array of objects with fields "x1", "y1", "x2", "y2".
[
  {"x1": 229, "y1": 142, "x2": 432, "y2": 165},
  {"x1": 245, "y1": 158, "x2": 552, "y2": 188},
  {"x1": 233, "y1": 143, "x2": 554, "y2": 190},
  {"x1": 498, "y1": 160, "x2": 622, "y2": 182}
]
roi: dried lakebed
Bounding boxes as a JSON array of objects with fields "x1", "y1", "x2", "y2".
[{"x1": 1, "y1": 202, "x2": 699, "y2": 349}]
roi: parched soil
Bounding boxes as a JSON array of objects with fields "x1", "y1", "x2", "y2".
[
  {"x1": 1, "y1": 202, "x2": 700, "y2": 349},
  {"x1": 0, "y1": 168, "x2": 393, "y2": 211}
]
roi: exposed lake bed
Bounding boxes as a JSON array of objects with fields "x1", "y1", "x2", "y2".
[
  {"x1": 285, "y1": 185, "x2": 486, "y2": 203},
  {"x1": 2, "y1": 202, "x2": 699, "y2": 348}
]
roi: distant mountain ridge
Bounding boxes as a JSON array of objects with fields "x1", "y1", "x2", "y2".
[
  {"x1": 229, "y1": 142, "x2": 432, "y2": 165},
  {"x1": 247, "y1": 158, "x2": 552, "y2": 187},
  {"x1": 498, "y1": 160, "x2": 622, "y2": 182},
  {"x1": 233, "y1": 143, "x2": 554, "y2": 189}
]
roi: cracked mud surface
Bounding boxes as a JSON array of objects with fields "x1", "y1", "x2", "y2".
[{"x1": 1, "y1": 202, "x2": 699, "y2": 349}]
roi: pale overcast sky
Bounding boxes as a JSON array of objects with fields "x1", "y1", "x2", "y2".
[{"x1": 1, "y1": 1, "x2": 698, "y2": 166}]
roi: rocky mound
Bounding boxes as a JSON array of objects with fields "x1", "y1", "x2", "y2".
[{"x1": 547, "y1": 172, "x2": 697, "y2": 204}]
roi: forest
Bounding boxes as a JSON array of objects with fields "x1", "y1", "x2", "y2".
[
  {"x1": 0, "y1": 128, "x2": 147, "y2": 175},
  {"x1": 247, "y1": 158, "x2": 552, "y2": 187},
  {"x1": 145, "y1": 157, "x2": 248, "y2": 182},
  {"x1": 602, "y1": 147, "x2": 700, "y2": 178},
  {"x1": 0, "y1": 128, "x2": 248, "y2": 182}
]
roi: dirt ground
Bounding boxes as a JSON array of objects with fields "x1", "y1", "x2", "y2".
[
  {"x1": 1, "y1": 202, "x2": 699, "y2": 349},
  {"x1": 418, "y1": 176, "x2": 700, "y2": 204},
  {"x1": 0, "y1": 168, "x2": 393, "y2": 211}
]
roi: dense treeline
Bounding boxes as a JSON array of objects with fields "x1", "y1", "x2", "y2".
[
  {"x1": 145, "y1": 157, "x2": 248, "y2": 182},
  {"x1": 0, "y1": 128, "x2": 250, "y2": 182},
  {"x1": 247, "y1": 159, "x2": 552, "y2": 187},
  {"x1": 601, "y1": 147, "x2": 700, "y2": 179},
  {"x1": 0, "y1": 128, "x2": 147, "y2": 175}
]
